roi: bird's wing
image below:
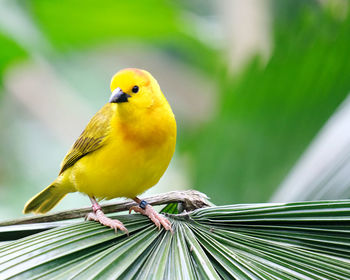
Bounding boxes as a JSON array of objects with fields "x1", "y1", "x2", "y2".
[{"x1": 59, "y1": 104, "x2": 114, "y2": 175}]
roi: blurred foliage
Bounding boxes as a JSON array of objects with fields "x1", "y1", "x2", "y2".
[
  {"x1": 26, "y1": 0, "x2": 181, "y2": 48},
  {"x1": 180, "y1": 5, "x2": 350, "y2": 204},
  {"x1": 0, "y1": 32, "x2": 27, "y2": 88},
  {"x1": 23, "y1": 0, "x2": 217, "y2": 73}
]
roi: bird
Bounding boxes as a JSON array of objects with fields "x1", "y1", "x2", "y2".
[{"x1": 23, "y1": 68, "x2": 177, "y2": 233}]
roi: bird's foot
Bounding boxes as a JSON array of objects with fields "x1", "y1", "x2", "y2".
[
  {"x1": 129, "y1": 202, "x2": 172, "y2": 232},
  {"x1": 87, "y1": 196, "x2": 128, "y2": 235},
  {"x1": 86, "y1": 209, "x2": 129, "y2": 235}
]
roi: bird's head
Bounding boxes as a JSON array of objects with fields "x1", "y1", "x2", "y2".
[{"x1": 109, "y1": 68, "x2": 166, "y2": 117}]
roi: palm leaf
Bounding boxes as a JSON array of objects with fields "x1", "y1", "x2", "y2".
[{"x1": 0, "y1": 199, "x2": 349, "y2": 279}]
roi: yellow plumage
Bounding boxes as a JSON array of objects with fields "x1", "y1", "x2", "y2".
[{"x1": 24, "y1": 68, "x2": 176, "y2": 215}]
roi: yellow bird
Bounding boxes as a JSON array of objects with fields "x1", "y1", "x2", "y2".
[{"x1": 24, "y1": 68, "x2": 176, "y2": 232}]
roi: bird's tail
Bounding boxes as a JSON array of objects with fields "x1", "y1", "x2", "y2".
[{"x1": 23, "y1": 182, "x2": 71, "y2": 214}]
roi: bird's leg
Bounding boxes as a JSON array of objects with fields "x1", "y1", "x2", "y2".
[
  {"x1": 86, "y1": 196, "x2": 128, "y2": 234},
  {"x1": 129, "y1": 197, "x2": 172, "y2": 231}
]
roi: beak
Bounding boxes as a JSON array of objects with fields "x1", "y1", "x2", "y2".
[{"x1": 109, "y1": 88, "x2": 131, "y2": 103}]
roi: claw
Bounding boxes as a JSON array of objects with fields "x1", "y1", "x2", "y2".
[
  {"x1": 87, "y1": 196, "x2": 129, "y2": 235},
  {"x1": 129, "y1": 206, "x2": 138, "y2": 214},
  {"x1": 129, "y1": 203, "x2": 173, "y2": 232},
  {"x1": 86, "y1": 210, "x2": 129, "y2": 235}
]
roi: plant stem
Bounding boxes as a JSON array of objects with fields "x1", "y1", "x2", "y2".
[{"x1": 0, "y1": 190, "x2": 210, "y2": 226}]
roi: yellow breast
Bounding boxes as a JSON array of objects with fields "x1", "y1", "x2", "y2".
[{"x1": 70, "y1": 103, "x2": 176, "y2": 200}]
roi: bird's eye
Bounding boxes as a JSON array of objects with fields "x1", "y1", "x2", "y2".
[{"x1": 132, "y1": 85, "x2": 139, "y2": 93}]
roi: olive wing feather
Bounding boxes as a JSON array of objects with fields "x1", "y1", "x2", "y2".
[{"x1": 59, "y1": 104, "x2": 114, "y2": 174}]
